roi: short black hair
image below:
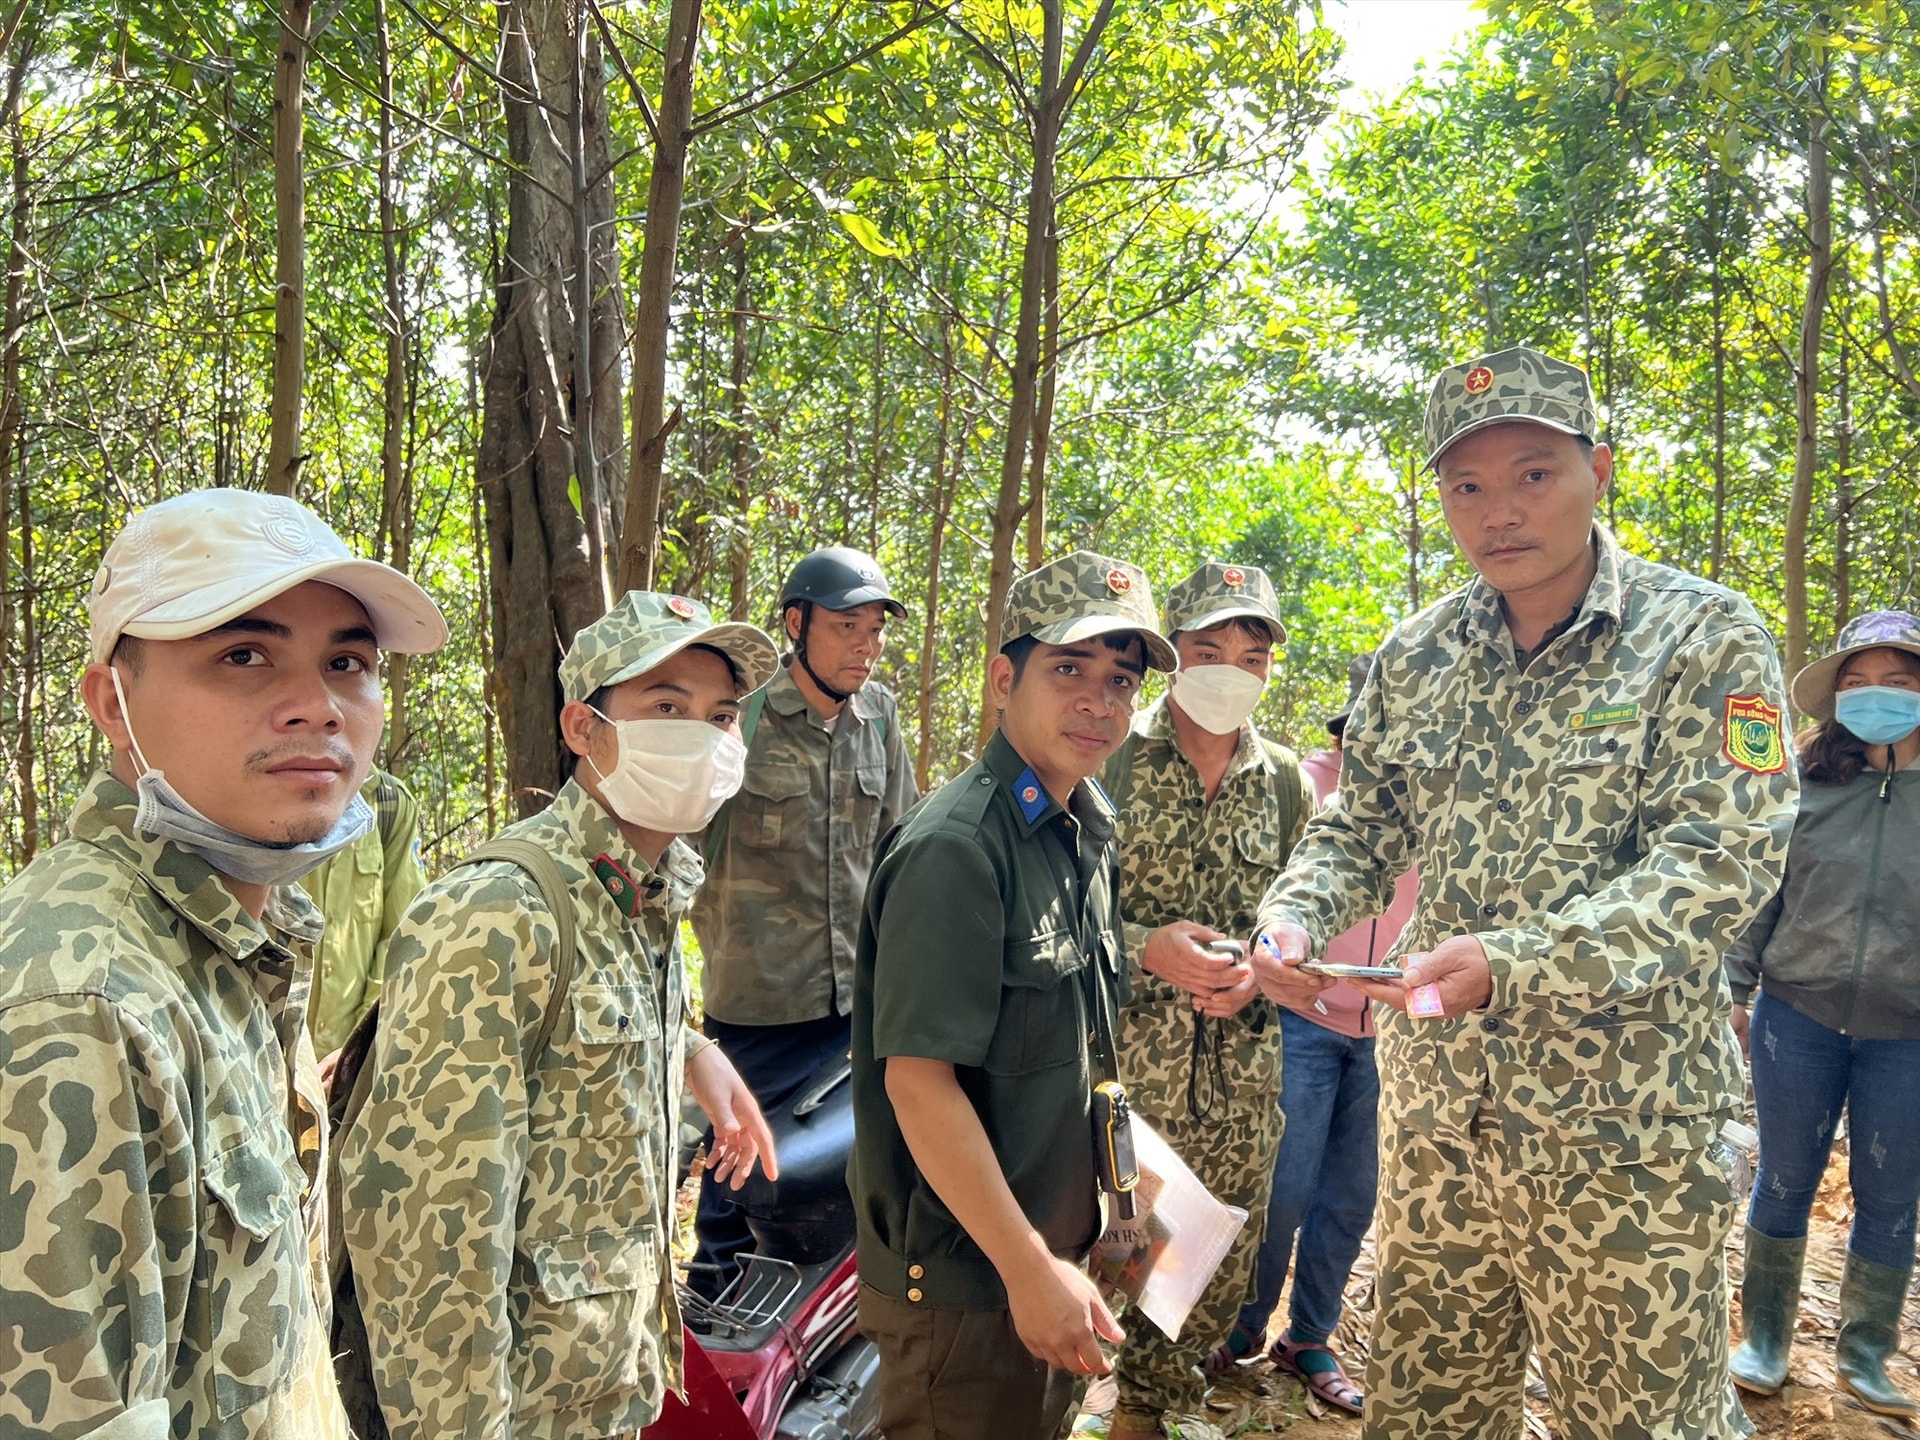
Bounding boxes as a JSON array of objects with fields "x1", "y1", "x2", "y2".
[
  {"x1": 1174, "y1": 616, "x2": 1276, "y2": 648},
  {"x1": 1000, "y1": 630, "x2": 1146, "y2": 685},
  {"x1": 109, "y1": 635, "x2": 145, "y2": 674}
]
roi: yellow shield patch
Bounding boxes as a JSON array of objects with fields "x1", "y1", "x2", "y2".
[{"x1": 1723, "y1": 694, "x2": 1786, "y2": 774}]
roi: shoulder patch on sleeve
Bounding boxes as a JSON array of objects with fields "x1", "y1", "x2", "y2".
[{"x1": 1723, "y1": 693, "x2": 1786, "y2": 774}]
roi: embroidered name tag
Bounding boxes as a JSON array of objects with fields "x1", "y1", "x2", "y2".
[{"x1": 1569, "y1": 703, "x2": 1640, "y2": 731}]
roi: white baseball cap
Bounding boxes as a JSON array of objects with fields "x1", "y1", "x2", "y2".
[{"x1": 89, "y1": 488, "x2": 449, "y2": 663}]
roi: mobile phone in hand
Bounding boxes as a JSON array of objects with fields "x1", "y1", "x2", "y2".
[
  {"x1": 1300, "y1": 961, "x2": 1405, "y2": 981},
  {"x1": 1202, "y1": 939, "x2": 1246, "y2": 959}
]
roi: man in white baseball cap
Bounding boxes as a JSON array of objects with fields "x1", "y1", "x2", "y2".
[{"x1": 0, "y1": 487, "x2": 444, "y2": 1438}]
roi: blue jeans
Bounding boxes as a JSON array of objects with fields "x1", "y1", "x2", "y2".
[
  {"x1": 1748, "y1": 989, "x2": 1920, "y2": 1270},
  {"x1": 1238, "y1": 1007, "x2": 1379, "y2": 1343}
]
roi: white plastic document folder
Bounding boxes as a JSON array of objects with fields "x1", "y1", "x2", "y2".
[{"x1": 1088, "y1": 1119, "x2": 1248, "y2": 1339}]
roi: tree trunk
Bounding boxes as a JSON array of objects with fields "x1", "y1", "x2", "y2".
[
  {"x1": 13, "y1": 471, "x2": 33, "y2": 862},
  {"x1": 479, "y1": 0, "x2": 623, "y2": 813},
  {"x1": 616, "y1": 0, "x2": 701, "y2": 592},
  {"x1": 1024, "y1": 229, "x2": 1060, "y2": 571},
  {"x1": 1785, "y1": 98, "x2": 1832, "y2": 678},
  {"x1": 728, "y1": 242, "x2": 754, "y2": 620},
  {"x1": 374, "y1": 0, "x2": 415, "y2": 765},
  {"x1": 1832, "y1": 294, "x2": 1853, "y2": 634},
  {"x1": 265, "y1": 0, "x2": 311, "y2": 497},
  {"x1": 0, "y1": 39, "x2": 29, "y2": 751},
  {"x1": 917, "y1": 321, "x2": 958, "y2": 793},
  {"x1": 1707, "y1": 166, "x2": 1728, "y2": 582}
]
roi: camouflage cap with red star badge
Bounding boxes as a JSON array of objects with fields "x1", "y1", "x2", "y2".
[
  {"x1": 1000, "y1": 549, "x2": 1176, "y2": 672},
  {"x1": 1162, "y1": 560, "x2": 1285, "y2": 644},
  {"x1": 558, "y1": 591, "x2": 779, "y2": 703},
  {"x1": 1422, "y1": 344, "x2": 1598, "y2": 470}
]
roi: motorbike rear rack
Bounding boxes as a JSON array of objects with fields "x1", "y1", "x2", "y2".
[{"x1": 682, "y1": 1254, "x2": 809, "y2": 1342}]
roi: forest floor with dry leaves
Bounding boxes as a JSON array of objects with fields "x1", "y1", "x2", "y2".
[{"x1": 1071, "y1": 1135, "x2": 1920, "y2": 1439}]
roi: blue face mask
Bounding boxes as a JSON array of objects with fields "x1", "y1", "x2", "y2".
[{"x1": 1834, "y1": 685, "x2": 1920, "y2": 747}]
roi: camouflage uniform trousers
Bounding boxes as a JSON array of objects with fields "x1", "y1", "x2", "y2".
[
  {"x1": 1366, "y1": 1122, "x2": 1750, "y2": 1440},
  {"x1": 1112, "y1": 1079, "x2": 1285, "y2": 1428}
]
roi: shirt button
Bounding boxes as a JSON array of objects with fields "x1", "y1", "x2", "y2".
[
  {"x1": 1515, "y1": 701, "x2": 1533, "y2": 716},
  {"x1": 907, "y1": 1287, "x2": 924, "y2": 1303},
  {"x1": 908, "y1": 1264, "x2": 925, "y2": 1279},
  {"x1": 1605, "y1": 738, "x2": 1619, "y2": 752},
  {"x1": 1481, "y1": 903, "x2": 1497, "y2": 917},
  {"x1": 1403, "y1": 740, "x2": 1417, "y2": 754},
  {"x1": 1481, "y1": 1018, "x2": 1500, "y2": 1033},
  {"x1": 1496, "y1": 799, "x2": 1512, "y2": 814}
]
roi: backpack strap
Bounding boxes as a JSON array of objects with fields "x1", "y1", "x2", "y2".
[{"x1": 457, "y1": 837, "x2": 580, "y2": 1063}]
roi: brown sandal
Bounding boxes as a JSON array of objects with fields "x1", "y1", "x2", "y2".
[{"x1": 1271, "y1": 1336, "x2": 1363, "y2": 1416}]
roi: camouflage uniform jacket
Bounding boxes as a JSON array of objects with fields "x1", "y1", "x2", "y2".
[
  {"x1": 0, "y1": 773, "x2": 347, "y2": 1440},
  {"x1": 1103, "y1": 698, "x2": 1311, "y2": 1112},
  {"x1": 693, "y1": 661, "x2": 917, "y2": 1024},
  {"x1": 1258, "y1": 529, "x2": 1798, "y2": 1170},
  {"x1": 338, "y1": 779, "x2": 701, "y2": 1440}
]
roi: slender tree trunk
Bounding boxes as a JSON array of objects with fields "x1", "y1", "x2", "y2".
[
  {"x1": 265, "y1": 0, "x2": 312, "y2": 497},
  {"x1": 479, "y1": 0, "x2": 622, "y2": 812},
  {"x1": 727, "y1": 242, "x2": 754, "y2": 620},
  {"x1": 1405, "y1": 455, "x2": 1422, "y2": 611},
  {"x1": 1786, "y1": 98, "x2": 1832, "y2": 677},
  {"x1": 1710, "y1": 243, "x2": 1727, "y2": 581},
  {"x1": 1833, "y1": 300, "x2": 1853, "y2": 633},
  {"x1": 0, "y1": 40, "x2": 29, "y2": 759},
  {"x1": 616, "y1": 0, "x2": 700, "y2": 592},
  {"x1": 1024, "y1": 229, "x2": 1060, "y2": 570},
  {"x1": 374, "y1": 0, "x2": 416, "y2": 765},
  {"x1": 14, "y1": 471, "x2": 33, "y2": 862},
  {"x1": 866, "y1": 295, "x2": 886, "y2": 554},
  {"x1": 918, "y1": 322, "x2": 958, "y2": 793}
]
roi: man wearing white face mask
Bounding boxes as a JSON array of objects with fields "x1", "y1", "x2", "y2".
[
  {"x1": 338, "y1": 591, "x2": 781, "y2": 1440},
  {"x1": 1100, "y1": 560, "x2": 1313, "y2": 1440},
  {"x1": 0, "y1": 487, "x2": 447, "y2": 1440}
]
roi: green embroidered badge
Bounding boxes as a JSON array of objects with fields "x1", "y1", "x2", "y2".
[
  {"x1": 1569, "y1": 703, "x2": 1640, "y2": 731},
  {"x1": 593, "y1": 854, "x2": 642, "y2": 919}
]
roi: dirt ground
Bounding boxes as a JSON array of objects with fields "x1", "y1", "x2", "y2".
[{"x1": 1072, "y1": 1137, "x2": 1920, "y2": 1439}]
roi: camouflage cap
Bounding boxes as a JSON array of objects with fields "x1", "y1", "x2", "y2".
[
  {"x1": 1790, "y1": 609, "x2": 1920, "y2": 721},
  {"x1": 559, "y1": 591, "x2": 780, "y2": 704},
  {"x1": 1002, "y1": 550, "x2": 1177, "y2": 672},
  {"x1": 1164, "y1": 561, "x2": 1286, "y2": 644},
  {"x1": 1422, "y1": 344, "x2": 1598, "y2": 470}
]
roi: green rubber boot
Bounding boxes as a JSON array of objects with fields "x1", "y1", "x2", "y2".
[
  {"x1": 1729, "y1": 1228, "x2": 1805, "y2": 1396},
  {"x1": 1835, "y1": 1250, "x2": 1919, "y2": 1417}
]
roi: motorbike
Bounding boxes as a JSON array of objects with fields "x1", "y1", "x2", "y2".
[{"x1": 643, "y1": 1054, "x2": 882, "y2": 1440}]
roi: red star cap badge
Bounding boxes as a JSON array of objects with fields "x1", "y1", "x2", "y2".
[
  {"x1": 1021, "y1": 785, "x2": 1040, "y2": 803},
  {"x1": 1463, "y1": 365, "x2": 1495, "y2": 395},
  {"x1": 666, "y1": 596, "x2": 697, "y2": 619},
  {"x1": 1221, "y1": 566, "x2": 1245, "y2": 587},
  {"x1": 1106, "y1": 568, "x2": 1132, "y2": 596}
]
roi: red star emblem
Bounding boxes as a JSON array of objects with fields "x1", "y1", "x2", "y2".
[
  {"x1": 666, "y1": 596, "x2": 697, "y2": 619},
  {"x1": 1464, "y1": 365, "x2": 1495, "y2": 395},
  {"x1": 1021, "y1": 785, "x2": 1040, "y2": 804},
  {"x1": 1221, "y1": 566, "x2": 1245, "y2": 587},
  {"x1": 1105, "y1": 568, "x2": 1132, "y2": 596}
]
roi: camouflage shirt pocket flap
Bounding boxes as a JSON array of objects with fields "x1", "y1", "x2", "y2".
[
  {"x1": 1004, "y1": 931, "x2": 1086, "y2": 990},
  {"x1": 530, "y1": 1225, "x2": 660, "y2": 1301},
  {"x1": 1555, "y1": 720, "x2": 1650, "y2": 770},
  {"x1": 1235, "y1": 828, "x2": 1282, "y2": 868},
  {"x1": 573, "y1": 983, "x2": 660, "y2": 1043},
  {"x1": 203, "y1": 1137, "x2": 302, "y2": 1240},
  {"x1": 743, "y1": 763, "x2": 811, "y2": 802},
  {"x1": 856, "y1": 763, "x2": 887, "y2": 797},
  {"x1": 1383, "y1": 717, "x2": 1464, "y2": 769}
]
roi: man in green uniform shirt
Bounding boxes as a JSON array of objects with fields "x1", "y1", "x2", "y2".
[
  {"x1": 1102, "y1": 561, "x2": 1310, "y2": 1439},
  {"x1": 850, "y1": 550, "x2": 1178, "y2": 1440},
  {"x1": 340, "y1": 592, "x2": 781, "y2": 1440},
  {"x1": 1254, "y1": 346, "x2": 1798, "y2": 1439},
  {"x1": 0, "y1": 487, "x2": 447, "y2": 1440}
]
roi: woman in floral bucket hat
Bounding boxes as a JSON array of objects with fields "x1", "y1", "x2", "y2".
[{"x1": 1725, "y1": 609, "x2": 1920, "y2": 1416}]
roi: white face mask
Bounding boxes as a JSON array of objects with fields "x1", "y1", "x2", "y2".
[
  {"x1": 1171, "y1": 663, "x2": 1267, "y2": 735},
  {"x1": 109, "y1": 667, "x2": 372, "y2": 886},
  {"x1": 587, "y1": 714, "x2": 748, "y2": 833}
]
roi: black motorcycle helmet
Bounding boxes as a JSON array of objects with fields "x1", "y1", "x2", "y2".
[{"x1": 779, "y1": 547, "x2": 905, "y2": 703}]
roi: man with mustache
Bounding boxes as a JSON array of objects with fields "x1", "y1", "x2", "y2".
[
  {"x1": 688, "y1": 545, "x2": 918, "y2": 1302},
  {"x1": 1252, "y1": 347, "x2": 1799, "y2": 1439},
  {"x1": 0, "y1": 488, "x2": 447, "y2": 1439},
  {"x1": 850, "y1": 550, "x2": 1176, "y2": 1440}
]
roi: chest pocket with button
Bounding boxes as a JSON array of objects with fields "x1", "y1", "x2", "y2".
[
  {"x1": 1548, "y1": 720, "x2": 1649, "y2": 851},
  {"x1": 738, "y1": 763, "x2": 812, "y2": 849},
  {"x1": 1380, "y1": 716, "x2": 1465, "y2": 861},
  {"x1": 985, "y1": 930, "x2": 1088, "y2": 1076}
]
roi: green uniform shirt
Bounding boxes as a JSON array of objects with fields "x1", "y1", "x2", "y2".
[
  {"x1": 693, "y1": 663, "x2": 918, "y2": 1025},
  {"x1": 0, "y1": 773, "x2": 347, "y2": 1440},
  {"x1": 850, "y1": 731, "x2": 1127, "y2": 1309},
  {"x1": 1104, "y1": 698, "x2": 1311, "y2": 1113},
  {"x1": 301, "y1": 768, "x2": 425, "y2": 1056},
  {"x1": 1259, "y1": 529, "x2": 1799, "y2": 1170},
  {"x1": 339, "y1": 780, "x2": 701, "y2": 1440}
]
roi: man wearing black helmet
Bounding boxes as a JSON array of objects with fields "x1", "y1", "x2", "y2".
[{"x1": 688, "y1": 545, "x2": 919, "y2": 1300}]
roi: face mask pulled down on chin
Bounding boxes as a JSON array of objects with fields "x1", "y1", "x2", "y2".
[
  {"x1": 588, "y1": 713, "x2": 748, "y2": 833},
  {"x1": 111, "y1": 667, "x2": 372, "y2": 888},
  {"x1": 1170, "y1": 663, "x2": 1267, "y2": 735}
]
